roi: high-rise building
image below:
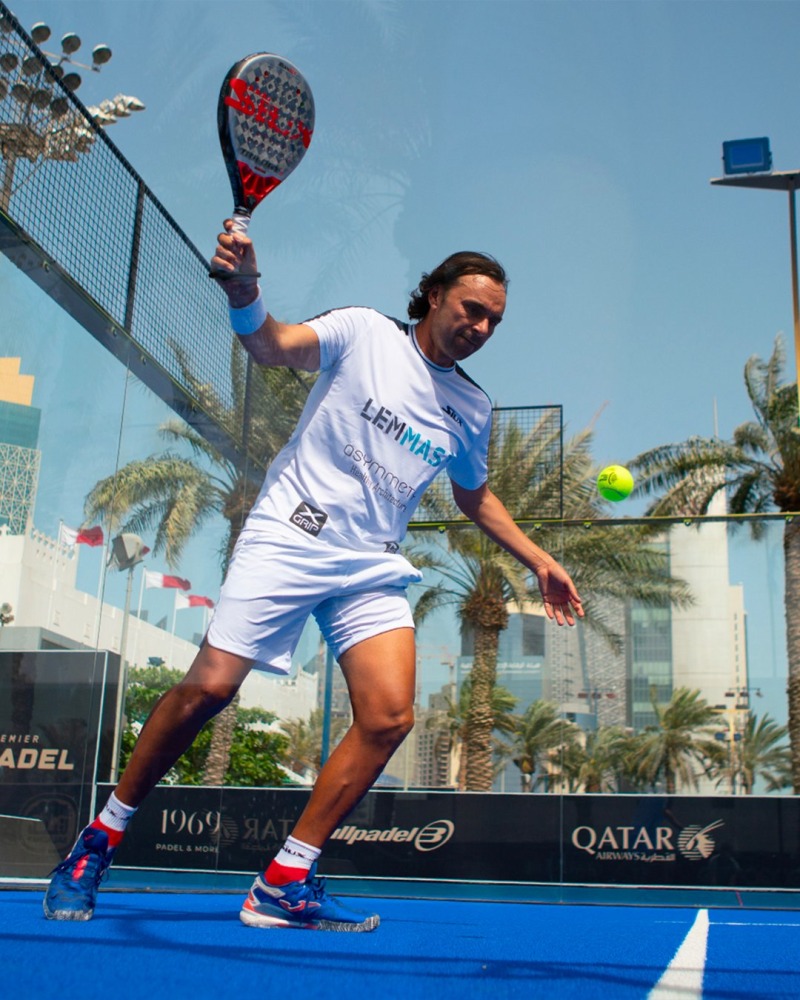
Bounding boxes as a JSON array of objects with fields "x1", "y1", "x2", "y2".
[{"x1": 0, "y1": 358, "x2": 40, "y2": 534}]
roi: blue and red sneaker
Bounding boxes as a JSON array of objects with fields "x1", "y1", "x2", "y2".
[
  {"x1": 240, "y1": 865, "x2": 379, "y2": 931},
  {"x1": 43, "y1": 826, "x2": 115, "y2": 921}
]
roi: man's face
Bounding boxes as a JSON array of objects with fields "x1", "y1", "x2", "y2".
[{"x1": 424, "y1": 274, "x2": 506, "y2": 366}]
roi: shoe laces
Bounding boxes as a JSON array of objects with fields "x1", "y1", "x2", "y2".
[
  {"x1": 303, "y1": 874, "x2": 329, "y2": 901},
  {"x1": 51, "y1": 846, "x2": 112, "y2": 886}
]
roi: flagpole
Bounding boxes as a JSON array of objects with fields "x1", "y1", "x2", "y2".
[
  {"x1": 137, "y1": 566, "x2": 146, "y2": 618},
  {"x1": 93, "y1": 538, "x2": 109, "y2": 647}
]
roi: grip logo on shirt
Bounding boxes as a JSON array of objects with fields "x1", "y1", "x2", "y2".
[
  {"x1": 360, "y1": 397, "x2": 450, "y2": 468},
  {"x1": 290, "y1": 501, "x2": 328, "y2": 536}
]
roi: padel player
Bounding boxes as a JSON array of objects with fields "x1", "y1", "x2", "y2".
[{"x1": 44, "y1": 223, "x2": 583, "y2": 930}]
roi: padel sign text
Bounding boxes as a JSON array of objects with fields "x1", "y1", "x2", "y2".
[{"x1": 329, "y1": 819, "x2": 454, "y2": 852}]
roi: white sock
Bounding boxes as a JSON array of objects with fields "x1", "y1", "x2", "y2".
[
  {"x1": 97, "y1": 791, "x2": 137, "y2": 833},
  {"x1": 271, "y1": 835, "x2": 321, "y2": 872}
]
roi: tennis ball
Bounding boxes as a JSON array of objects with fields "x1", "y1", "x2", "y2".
[{"x1": 597, "y1": 465, "x2": 634, "y2": 502}]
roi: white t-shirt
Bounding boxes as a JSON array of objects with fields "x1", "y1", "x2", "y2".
[{"x1": 245, "y1": 306, "x2": 493, "y2": 549}]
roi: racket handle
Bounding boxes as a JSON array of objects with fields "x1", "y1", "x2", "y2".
[
  {"x1": 230, "y1": 210, "x2": 252, "y2": 236},
  {"x1": 209, "y1": 208, "x2": 259, "y2": 279}
]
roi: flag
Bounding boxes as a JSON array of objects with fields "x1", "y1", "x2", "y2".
[
  {"x1": 60, "y1": 524, "x2": 104, "y2": 547},
  {"x1": 175, "y1": 593, "x2": 215, "y2": 610},
  {"x1": 144, "y1": 570, "x2": 191, "y2": 591}
]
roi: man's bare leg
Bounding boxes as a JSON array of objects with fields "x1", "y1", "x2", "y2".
[
  {"x1": 289, "y1": 626, "x2": 415, "y2": 848},
  {"x1": 115, "y1": 643, "x2": 253, "y2": 806},
  {"x1": 44, "y1": 644, "x2": 253, "y2": 921},
  {"x1": 240, "y1": 627, "x2": 415, "y2": 931}
]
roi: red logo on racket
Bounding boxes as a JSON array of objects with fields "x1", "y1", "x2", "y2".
[{"x1": 224, "y1": 79, "x2": 312, "y2": 148}]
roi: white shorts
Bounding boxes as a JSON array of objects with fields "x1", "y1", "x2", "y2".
[{"x1": 206, "y1": 524, "x2": 422, "y2": 674}]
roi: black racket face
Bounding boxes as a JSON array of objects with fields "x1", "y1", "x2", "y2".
[{"x1": 217, "y1": 52, "x2": 315, "y2": 214}]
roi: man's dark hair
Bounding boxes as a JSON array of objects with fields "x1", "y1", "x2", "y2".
[{"x1": 407, "y1": 251, "x2": 508, "y2": 321}]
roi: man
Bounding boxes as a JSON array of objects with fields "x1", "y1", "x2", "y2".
[{"x1": 44, "y1": 223, "x2": 583, "y2": 930}]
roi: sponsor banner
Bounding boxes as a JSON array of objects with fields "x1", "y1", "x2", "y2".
[
  {"x1": 562, "y1": 796, "x2": 800, "y2": 887},
  {"x1": 0, "y1": 650, "x2": 120, "y2": 875},
  {"x1": 108, "y1": 784, "x2": 800, "y2": 889},
  {"x1": 109, "y1": 785, "x2": 311, "y2": 871},
  {"x1": 109, "y1": 785, "x2": 561, "y2": 880}
]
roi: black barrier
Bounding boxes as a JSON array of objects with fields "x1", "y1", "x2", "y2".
[
  {"x1": 104, "y1": 783, "x2": 800, "y2": 890},
  {"x1": 0, "y1": 650, "x2": 120, "y2": 876}
]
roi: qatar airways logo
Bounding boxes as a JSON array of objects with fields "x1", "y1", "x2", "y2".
[
  {"x1": 571, "y1": 819, "x2": 724, "y2": 863},
  {"x1": 359, "y1": 398, "x2": 450, "y2": 469}
]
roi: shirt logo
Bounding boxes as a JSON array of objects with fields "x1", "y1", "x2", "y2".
[
  {"x1": 290, "y1": 502, "x2": 328, "y2": 536},
  {"x1": 359, "y1": 397, "x2": 450, "y2": 468},
  {"x1": 442, "y1": 404, "x2": 463, "y2": 427}
]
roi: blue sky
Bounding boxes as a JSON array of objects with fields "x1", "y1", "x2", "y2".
[
  {"x1": 9, "y1": 0, "x2": 797, "y2": 459},
  {"x1": 2, "y1": 0, "x2": 798, "y2": 709}
]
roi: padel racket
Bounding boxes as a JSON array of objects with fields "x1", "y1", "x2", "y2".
[{"x1": 212, "y1": 52, "x2": 315, "y2": 278}]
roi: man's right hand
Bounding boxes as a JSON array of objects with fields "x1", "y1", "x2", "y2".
[{"x1": 211, "y1": 219, "x2": 260, "y2": 307}]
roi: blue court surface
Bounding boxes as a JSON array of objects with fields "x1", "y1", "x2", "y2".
[{"x1": 3, "y1": 888, "x2": 800, "y2": 999}]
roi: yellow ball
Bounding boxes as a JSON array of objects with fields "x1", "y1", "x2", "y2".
[{"x1": 597, "y1": 465, "x2": 634, "y2": 502}]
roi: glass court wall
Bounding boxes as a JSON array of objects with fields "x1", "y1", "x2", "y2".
[{"x1": 0, "y1": 2, "x2": 798, "y2": 894}]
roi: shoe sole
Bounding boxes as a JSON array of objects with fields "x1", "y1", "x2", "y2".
[
  {"x1": 43, "y1": 900, "x2": 94, "y2": 921},
  {"x1": 239, "y1": 906, "x2": 379, "y2": 932}
]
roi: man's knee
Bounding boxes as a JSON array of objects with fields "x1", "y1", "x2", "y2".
[
  {"x1": 171, "y1": 646, "x2": 250, "y2": 721},
  {"x1": 169, "y1": 674, "x2": 239, "y2": 723},
  {"x1": 360, "y1": 704, "x2": 415, "y2": 749}
]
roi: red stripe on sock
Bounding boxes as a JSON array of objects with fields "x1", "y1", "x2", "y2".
[
  {"x1": 264, "y1": 860, "x2": 310, "y2": 886},
  {"x1": 91, "y1": 818, "x2": 124, "y2": 848}
]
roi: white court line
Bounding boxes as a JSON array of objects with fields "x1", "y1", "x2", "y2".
[
  {"x1": 647, "y1": 908, "x2": 709, "y2": 1000},
  {"x1": 713, "y1": 920, "x2": 800, "y2": 927}
]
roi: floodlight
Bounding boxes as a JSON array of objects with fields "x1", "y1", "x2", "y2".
[
  {"x1": 60, "y1": 32, "x2": 81, "y2": 55},
  {"x1": 30, "y1": 22, "x2": 50, "y2": 44},
  {"x1": 92, "y1": 44, "x2": 111, "y2": 66},
  {"x1": 722, "y1": 137, "x2": 772, "y2": 175},
  {"x1": 61, "y1": 71, "x2": 81, "y2": 92}
]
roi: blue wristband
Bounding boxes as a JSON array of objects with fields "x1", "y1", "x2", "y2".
[{"x1": 229, "y1": 289, "x2": 267, "y2": 336}]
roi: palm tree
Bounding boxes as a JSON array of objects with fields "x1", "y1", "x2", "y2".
[
  {"x1": 510, "y1": 700, "x2": 579, "y2": 791},
  {"x1": 629, "y1": 336, "x2": 800, "y2": 788},
  {"x1": 635, "y1": 687, "x2": 725, "y2": 793},
  {"x1": 728, "y1": 712, "x2": 791, "y2": 794},
  {"x1": 425, "y1": 676, "x2": 518, "y2": 789},
  {"x1": 569, "y1": 725, "x2": 635, "y2": 793},
  {"x1": 279, "y1": 708, "x2": 349, "y2": 780},
  {"x1": 410, "y1": 415, "x2": 693, "y2": 792}
]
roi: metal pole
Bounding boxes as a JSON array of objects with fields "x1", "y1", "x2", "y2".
[
  {"x1": 788, "y1": 185, "x2": 800, "y2": 426},
  {"x1": 0, "y1": 151, "x2": 16, "y2": 214},
  {"x1": 124, "y1": 179, "x2": 146, "y2": 332},
  {"x1": 110, "y1": 565, "x2": 135, "y2": 782},
  {"x1": 320, "y1": 646, "x2": 334, "y2": 766}
]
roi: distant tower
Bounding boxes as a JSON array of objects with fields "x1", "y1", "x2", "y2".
[{"x1": 0, "y1": 357, "x2": 40, "y2": 533}]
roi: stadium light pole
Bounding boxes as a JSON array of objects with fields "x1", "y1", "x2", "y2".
[
  {"x1": 108, "y1": 532, "x2": 148, "y2": 782},
  {"x1": 710, "y1": 137, "x2": 800, "y2": 427},
  {"x1": 0, "y1": 14, "x2": 145, "y2": 211}
]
